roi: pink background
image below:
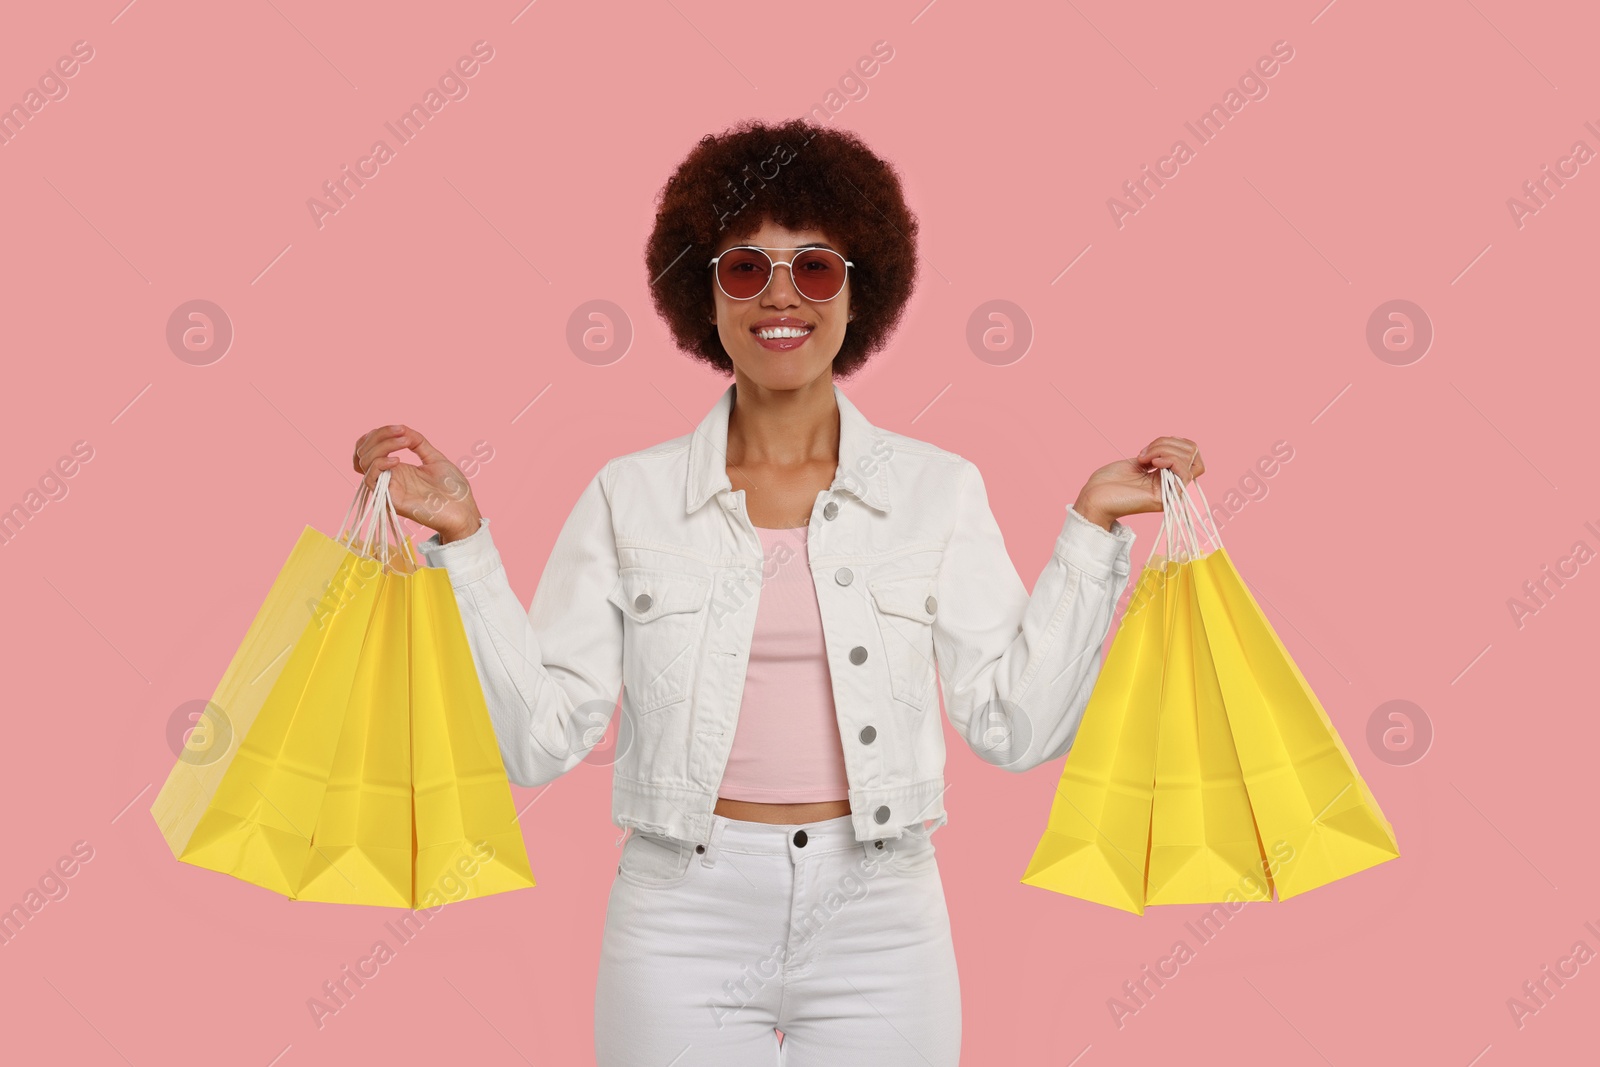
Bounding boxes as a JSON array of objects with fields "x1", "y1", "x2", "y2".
[{"x1": 1, "y1": 1, "x2": 1595, "y2": 1063}]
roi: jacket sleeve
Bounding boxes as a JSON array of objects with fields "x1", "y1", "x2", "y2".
[
  {"x1": 415, "y1": 461, "x2": 623, "y2": 787},
  {"x1": 932, "y1": 459, "x2": 1135, "y2": 772}
]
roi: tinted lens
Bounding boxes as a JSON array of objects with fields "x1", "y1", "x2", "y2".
[
  {"x1": 791, "y1": 249, "x2": 847, "y2": 300},
  {"x1": 716, "y1": 248, "x2": 772, "y2": 299}
]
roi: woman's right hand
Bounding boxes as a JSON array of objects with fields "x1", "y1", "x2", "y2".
[{"x1": 351, "y1": 425, "x2": 484, "y2": 543}]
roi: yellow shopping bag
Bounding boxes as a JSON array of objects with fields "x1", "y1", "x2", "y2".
[
  {"x1": 1192, "y1": 546, "x2": 1399, "y2": 900},
  {"x1": 296, "y1": 563, "x2": 415, "y2": 906},
  {"x1": 152, "y1": 472, "x2": 537, "y2": 906},
  {"x1": 1020, "y1": 558, "x2": 1171, "y2": 915},
  {"x1": 1145, "y1": 476, "x2": 1271, "y2": 906},
  {"x1": 167, "y1": 546, "x2": 390, "y2": 898},
  {"x1": 410, "y1": 569, "x2": 537, "y2": 905},
  {"x1": 149, "y1": 527, "x2": 354, "y2": 874},
  {"x1": 1023, "y1": 468, "x2": 1397, "y2": 912}
]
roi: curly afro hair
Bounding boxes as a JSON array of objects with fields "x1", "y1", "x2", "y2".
[{"x1": 645, "y1": 118, "x2": 919, "y2": 379}]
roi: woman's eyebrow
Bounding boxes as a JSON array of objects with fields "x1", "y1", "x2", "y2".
[{"x1": 720, "y1": 241, "x2": 842, "y2": 253}]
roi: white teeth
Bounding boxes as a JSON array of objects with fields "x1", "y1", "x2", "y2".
[{"x1": 757, "y1": 326, "x2": 812, "y2": 340}]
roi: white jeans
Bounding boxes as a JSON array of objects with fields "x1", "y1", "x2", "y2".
[{"x1": 594, "y1": 813, "x2": 962, "y2": 1065}]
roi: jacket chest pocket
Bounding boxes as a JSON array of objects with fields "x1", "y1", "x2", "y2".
[
  {"x1": 607, "y1": 569, "x2": 713, "y2": 714},
  {"x1": 868, "y1": 574, "x2": 939, "y2": 711}
]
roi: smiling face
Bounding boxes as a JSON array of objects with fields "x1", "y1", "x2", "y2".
[{"x1": 709, "y1": 219, "x2": 851, "y2": 391}]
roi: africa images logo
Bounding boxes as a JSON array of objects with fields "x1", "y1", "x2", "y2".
[{"x1": 306, "y1": 42, "x2": 496, "y2": 229}]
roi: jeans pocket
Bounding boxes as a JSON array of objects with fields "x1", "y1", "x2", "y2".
[
  {"x1": 885, "y1": 829, "x2": 938, "y2": 876},
  {"x1": 617, "y1": 831, "x2": 696, "y2": 890}
]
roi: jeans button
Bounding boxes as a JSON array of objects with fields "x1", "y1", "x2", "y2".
[
  {"x1": 850, "y1": 646, "x2": 868, "y2": 665},
  {"x1": 835, "y1": 566, "x2": 853, "y2": 586},
  {"x1": 823, "y1": 501, "x2": 839, "y2": 520},
  {"x1": 859, "y1": 725, "x2": 876, "y2": 743},
  {"x1": 696, "y1": 844, "x2": 705, "y2": 853},
  {"x1": 874, "y1": 805, "x2": 891, "y2": 824},
  {"x1": 794, "y1": 830, "x2": 808, "y2": 847},
  {"x1": 633, "y1": 593, "x2": 652, "y2": 612}
]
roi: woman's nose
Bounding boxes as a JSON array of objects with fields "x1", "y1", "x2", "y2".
[{"x1": 762, "y1": 262, "x2": 803, "y2": 305}]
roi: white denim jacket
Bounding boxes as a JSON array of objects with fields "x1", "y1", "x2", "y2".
[{"x1": 417, "y1": 382, "x2": 1135, "y2": 847}]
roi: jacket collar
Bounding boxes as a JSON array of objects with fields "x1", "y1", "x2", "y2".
[{"x1": 685, "y1": 381, "x2": 892, "y2": 516}]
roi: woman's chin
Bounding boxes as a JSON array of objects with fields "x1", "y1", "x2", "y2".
[{"x1": 734, "y1": 355, "x2": 835, "y2": 391}]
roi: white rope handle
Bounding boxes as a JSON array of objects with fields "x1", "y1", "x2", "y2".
[
  {"x1": 372, "y1": 470, "x2": 417, "y2": 569},
  {"x1": 1172, "y1": 471, "x2": 1201, "y2": 561},
  {"x1": 1143, "y1": 473, "x2": 1180, "y2": 569},
  {"x1": 391, "y1": 484, "x2": 416, "y2": 568},
  {"x1": 1144, "y1": 468, "x2": 1190, "y2": 568},
  {"x1": 1142, "y1": 466, "x2": 1223, "y2": 570},
  {"x1": 338, "y1": 470, "x2": 416, "y2": 570},
  {"x1": 337, "y1": 479, "x2": 372, "y2": 548},
  {"x1": 1189, "y1": 477, "x2": 1223, "y2": 549},
  {"x1": 357, "y1": 473, "x2": 386, "y2": 558},
  {"x1": 1163, "y1": 467, "x2": 1223, "y2": 556}
]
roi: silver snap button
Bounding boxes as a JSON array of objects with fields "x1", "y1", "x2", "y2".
[
  {"x1": 874, "y1": 805, "x2": 891, "y2": 824},
  {"x1": 823, "y1": 501, "x2": 839, "y2": 520},
  {"x1": 925, "y1": 595, "x2": 937, "y2": 614},
  {"x1": 849, "y1": 646, "x2": 868, "y2": 665},
  {"x1": 859, "y1": 725, "x2": 876, "y2": 744},
  {"x1": 835, "y1": 567, "x2": 853, "y2": 586},
  {"x1": 634, "y1": 593, "x2": 652, "y2": 612}
]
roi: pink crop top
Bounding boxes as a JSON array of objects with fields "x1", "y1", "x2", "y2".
[{"x1": 716, "y1": 524, "x2": 851, "y2": 803}]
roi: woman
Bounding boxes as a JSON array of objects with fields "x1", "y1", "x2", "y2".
[{"x1": 351, "y1": 119, "x2": 1203, "y2": 1066}]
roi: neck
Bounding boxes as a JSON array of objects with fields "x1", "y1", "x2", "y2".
[{"x1": 725, "y1": 373, "x2": 839, "y2": 469}]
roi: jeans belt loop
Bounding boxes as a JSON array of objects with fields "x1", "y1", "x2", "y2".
[{"x1": 702, "y1": 817, "x2": 727, "y2": 868}]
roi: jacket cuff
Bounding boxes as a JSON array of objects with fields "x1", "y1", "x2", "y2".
[
  {"x1": 1054, "y1": 505, "x2": 1135, "y2": 581},
  {"x1": 416, "y1": 517, "x2": 503, "y2": 587}
]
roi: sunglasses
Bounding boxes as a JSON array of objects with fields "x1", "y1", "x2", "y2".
[{"x1": 708, "y1": 245, "x2": 854, "y2": 302}]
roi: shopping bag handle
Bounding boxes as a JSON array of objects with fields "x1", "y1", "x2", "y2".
[
  {"x1": 336, "y1": 470, "x2": 417, "y2": 571},
  {"x1": 1144, "y1": 467, "x2": 1223, "y2": 569},
  {"x1": 362, "y1": 470, "x2": 417, "y2": 570},
  {"x1": 337, "y1": 478, "x2": 373, "y2": 546},
  {"x1": 336, "y1": 476, "x2": 392, "y2": 551}
]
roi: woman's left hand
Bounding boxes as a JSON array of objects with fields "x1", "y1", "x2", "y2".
[{"x1": 1072, "y1": 436, "x2": 1205, "y2": 530}]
